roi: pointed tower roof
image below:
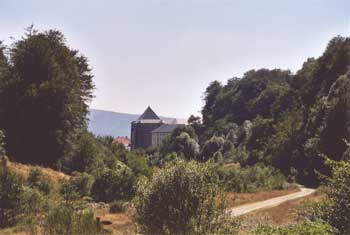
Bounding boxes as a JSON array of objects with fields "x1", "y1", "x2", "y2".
[{"x1": 138, "y1": 106, "x2": 160, "y2": 120}]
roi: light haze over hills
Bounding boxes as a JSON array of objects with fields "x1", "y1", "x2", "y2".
[{"x1": 88, "y1": 109, "x2": 186, "y2": 137}]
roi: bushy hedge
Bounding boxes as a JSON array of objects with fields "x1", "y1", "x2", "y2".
[
  {"x1": 0, "y1": 165, "x2": 22, "y2": 227},
  {"x1": 27, "y1": 167, "x2": 52, "y2": 194},
  {"x1": 217, "y1": 164, "x2": 286, "y2": 193},
  {"x1": 301, "y1": 159, "x2": 350, "y2": 235},
  {"x1": 43, "y1": 206, "x2": 105, "y2": 235},
  {"x1": 134, "y1": 160, "x2": 239, "y2": 235},
  {"x1": 91, "y1": 163, "x2": 135, "y2": 202},
  {"x1": 60, "y1": 172, "x2": 94, "y2": 200},
  {"x1": 252, "y1": 220, "x2": 334, "y2": 235},
  {"x1": 0, "y1": 131, "x2": 5, "y2": 157}
]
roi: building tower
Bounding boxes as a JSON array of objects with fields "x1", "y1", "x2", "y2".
[{"x1": 130, "y1": 106, "x2": 163, "y2": 150}]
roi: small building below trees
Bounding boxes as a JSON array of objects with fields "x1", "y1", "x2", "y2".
[
  {"x1": 114, "y1": 136, "x2": 131, "y2": 150},
  {"x1": 151, "y1": 124, "x2": 179, "y2": 147},
  {"x1": 131, "y1": 106, "x2": 181, "y2": 150}
]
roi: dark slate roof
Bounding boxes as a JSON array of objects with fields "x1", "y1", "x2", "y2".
[
  {"x1": 138, "y1": 106, "x2": 160, "y2": 120},
  {"x1": 152, "y1": 124, "x2": 180, "y2": 133}
]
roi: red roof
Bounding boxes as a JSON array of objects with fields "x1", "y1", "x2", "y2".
[{"x1": 114, "y1": 136, "x2": 130, "y2": 146}]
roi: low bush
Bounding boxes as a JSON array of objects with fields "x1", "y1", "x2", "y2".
[
  {"x1": 297, "y1": 199, "x2": 330, "y2": 222},
  {"x1": 0, "y1": 165, "x2": 23, "y2": 227},
  {"x1": 27, "y1": 168, "x2": 52, "y2": 194},
  {"x1": 18, "y1": 187, "x2": 46, "y2": 215},
  {"x1": 17, "y1": 187, "x2": 47, "y2": 234},
  {"x1": 109, "y1": 200, "x2": 128, "y2": 213},
  {"x1": 134, "y1": 160, "x2": 239, "y2": 235},
  {"x1": 91, "y1": 163, "x2": 135, "y2": 202},
  {"x1": 42, "y1": 205, "x2": 105, "y2": 235},
  {"x1": 0, "y1": 131, "x2": 5, "y2": 157},
  {"x1": 123, "y1": 152, "x2": 152, "y2": 177},
  {"x1": 60, "y1": 172, "x2": 94, "y2": 200},
  {"x1": 252, "y1": 220, "x2": 334, "y2": 235},
  {"x1": 301, "y1": 160, "x2": 350, "y2": 235},
  {"x1": 217, "y1": 164, "x2": 286, "y2": 193},
  {"x1": 58, "y1": 132, "x2": 103, "y2": 173}
]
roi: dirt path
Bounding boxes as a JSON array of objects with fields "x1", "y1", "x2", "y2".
[{"x1": 229, "y1": 187, "x2": 315, "y2": 217}]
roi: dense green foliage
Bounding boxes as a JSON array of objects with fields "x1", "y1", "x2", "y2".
[
  {"x1": 252, "y1": 220, "x2": 334, "y2": 235},
  {"x1": 0, "y1": 27, "x2": 94, "y2": 166},
  {"x1": 134, "y1": 160, "x2": 238, "y2": 235},
  {"x1": 197, "y1": 36, "x2": 350, "y2": 186},
  {"x1": 91, "y1": 163, "x2": 135, "y2": 202},
  {"x1": 0, "y1": 165, "x2": 22, "y2": 227},
  {"x1": 217, "y1": 164, "x2": 286, "y2": 193},
  {"x1": 60, "y1": 172, "x2": 94, "y2": 200},
  {"x1": 43, "y1": 206, "x2": 105, "y2": 235},
  {"x1": 159, "y1": 125, "x2": 200, "y2": 160},
  {"x1": 27, "y1": 167, "x2": 52, "y2": 194},
  {"x1": 0, "y1": 160, "x2": 105, "y2": 233},
  {"x1": 324, "y1": 160, "x2": 350, "y2": 234},
  {"x1": 300, "y1": 158, "x2": 350, "y2": 235},
  {"x1": 0, "y1": 131, "x2": 5, "y2": 157}
]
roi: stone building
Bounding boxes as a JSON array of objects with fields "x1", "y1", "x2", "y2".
[
  {"x1": 130, "y1": 106, "x2": 181, "y2": 150},
  {"x1": 151, "y1": 124, "x2": 179, "y2": 147},
  {"x1": 131, "y1": 106, "x2": 163, "y2": 150}
]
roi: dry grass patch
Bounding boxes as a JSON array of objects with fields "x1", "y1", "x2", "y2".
[
  {"x1": 0, "y1": 227, "x2": 27, "y2": 235},
  {"x1": 94, "y1": 203, "x2": 136, "y2": 235},
  {"x1": 7, "y1": 161, "x2": 69, "y2": 182}
]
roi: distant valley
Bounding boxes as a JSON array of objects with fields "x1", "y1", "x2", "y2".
[{"x1": 88, "y1": 109, "x2": 186, "y2": 137}]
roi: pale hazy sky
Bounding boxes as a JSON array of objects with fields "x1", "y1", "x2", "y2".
[{"x1": 0, "y1": 0, "x2": 349, "y2": 118}]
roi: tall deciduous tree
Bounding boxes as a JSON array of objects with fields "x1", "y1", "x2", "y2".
[{"x1": 0, "y1": 28, "x2": 94, "y2": 165}]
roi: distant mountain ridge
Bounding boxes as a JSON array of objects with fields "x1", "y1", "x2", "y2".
[{"x1": 88, "y1": 109, "x2": 186, "y2": 137}]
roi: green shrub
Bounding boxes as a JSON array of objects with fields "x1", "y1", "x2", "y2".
[
  {"x1": 252, "y1": 220, "x2": 334, "y2": 235},
  {"x1": 296, "y1": 160, "x2": 350, "y2": 235},
  {"x1": 318, "y1": 160, "x2": 350, "y2": 234},
  {"x1": 123, "y1": 152, "x2": 151, "y2": 177},
  {"x1": 0, "y1": 166, "x2": 23, "y2": 227},
  {"x1": 109, "y1": 200, "x2": 128, "y2": 213},
  {"x1": 27, "y1": 168, "x2": 52, "y2": 194},
  {"x1": 0, "y1": 156, "x2": 9, "y2": 168},
  {"x1": 217, "y1": 164, "x2": 286, "y2": 193},
  {"x1": 0, "y1": 168, "x2": 21, "y2": 203},
  {"x1": 18, "y1": 187, "x2": 46, "y2": 215},
  {"x1": 91, "y1": 163, "x2": 135, "y2": 202},
  {"x1": 297, "y1": 200, "x2": 330, "y2": 222},
  {"x1": 42, "y1": 206, "x2": 105, "y2": 235},
  {"x1": 0, "y1": 131, "x2": 5, "y2": 157},
  {"x1": 58, "y1": 132, "x2": 114, "y2": 174},
  {"x1": 159, "y1": 126, "x2": 200, "y2": 161},
  {"x1": 60, "y1": 173, "x2": 94, "y2": 200},
  {"x1": 133, "y1": 160, "x2": 239, "y2": 235},
  {"x1": 60, "y1": 180, "x2": 81, "y2": 201},
  {"x1": 17, "y1": 187, "x2": 46, "y2": 233}
]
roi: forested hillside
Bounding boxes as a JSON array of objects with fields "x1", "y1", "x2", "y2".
[{"x1": 194, "y1": 36, "x2": 350, "y2": 186}]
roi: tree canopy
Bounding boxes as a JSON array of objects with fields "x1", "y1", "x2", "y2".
[{"x1": 0, "y1": 28, "x2": 94, "y2": 165}]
